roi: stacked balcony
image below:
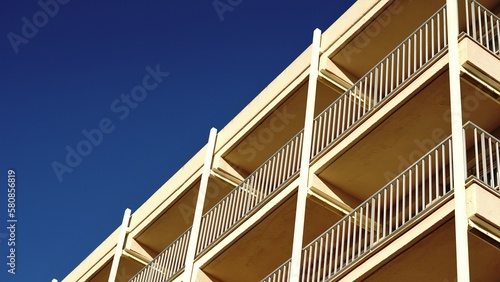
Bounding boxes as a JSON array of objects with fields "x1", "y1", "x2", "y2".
[
  {"x1": 263, "y1": 122, "x2": 499, "y2": 282},
  {"x1": 129, "y1": 0, "x2": 500, "y2": 281}
]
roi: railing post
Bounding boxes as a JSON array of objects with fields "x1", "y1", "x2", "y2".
[
  {"x1": 290, "y1": 28, "x2": 321, "y2": 281},
  {"x1": 446, "y1": 1, "x2": 471, "y2": 281},
  {"x1": 183, "y1": 128, "x2": 218, "y2": 282},
  {"x1": 108, "y1": 208, "x2": 132, "y2": 282}
]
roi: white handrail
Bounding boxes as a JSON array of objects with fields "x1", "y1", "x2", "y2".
[{"x1": 196, "y1": 131, "x2": 304, "y2": 255}]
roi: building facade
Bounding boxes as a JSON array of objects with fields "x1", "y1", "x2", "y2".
[{"x1": 64, "y1": 0, "x2": 500, "y2": 281}]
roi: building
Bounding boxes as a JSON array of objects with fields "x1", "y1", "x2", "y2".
[{"x1": 63, "y1": 0, "x2": 500, "y2": 281}]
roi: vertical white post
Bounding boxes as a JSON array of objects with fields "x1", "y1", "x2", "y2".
[
  {"x1": 290, "y1": 28, "x2": 321, "y2": 281},
  {"x1": 183, "y1": 128, "x2": 218, "y2": 282},
  {"x1": 108, "y1": 208, "x2": 132, "y2": 282},
  {"x1": 446, "y1": 1, "x2": 470, "y2": 281}
]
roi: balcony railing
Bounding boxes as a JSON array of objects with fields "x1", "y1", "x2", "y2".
[
  {"x1": 465, "y1": 0, "x2": 500, "y2": 55},
  {"x1": 262, "y1": 123, "x2": 500, "y2": 282},
  {"x1": 129, "y1": 227, "x2": 191, "y2": 282},
  {"x1": 263, "y1": 134, "x2": 454, "y2": 282},
  {"x1": 196, "y1": 131, "x2": 304, "y2": 254},
  {"x1": 465, "y1": 123, "x2": 500, "y2": 192},
  {"x1": 311, "y1": 5, "x2": 448, "y2": 159}
]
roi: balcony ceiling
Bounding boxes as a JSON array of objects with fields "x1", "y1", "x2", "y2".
[
  {"x1": 202, "y1": 192, "x2": 343, "y2": 282},
  {"x1": 135, "y1": 177, "x2": 234, "y2": 253},
  {"x1": 332, "y1": 0, "x2": 446, "y2": 80},
  {"x1": 87, "y1": 257, "x2": 144, "y2": 282},
  {"x1": 364, "y1": 219, "x2": 500, "y2": 282}
]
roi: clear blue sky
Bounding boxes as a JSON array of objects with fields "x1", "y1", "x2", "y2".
[{"x1": 0, "y1": 1, "x2": 355, "y2": 281}]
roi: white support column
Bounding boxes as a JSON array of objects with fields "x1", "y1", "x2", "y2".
[
  {"x1": 108, "y1": 208, "x2": 132, "y2": 282},
  {"x1": 446, "y1": 1, "x2": 470, "y2": 281},
  {"x1": 290, "y1": 28, "x2": 321, "y2": 281},
  {"x1": 183, "y1": 128, "x2": 218, "y2": 282}
]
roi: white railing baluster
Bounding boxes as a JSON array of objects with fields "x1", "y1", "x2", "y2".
[
  {"x1": 335, "y1": 98, "x2": 342, "y2": 137},
  {"x1": 282, "y1": 143, "x2": 290, "y2": 185},
  {"x1": 302, "y1": 249, "x2": 307, "y2": 281},
  {"x1": 376, "y1": 193, "x2": 381, "y2": 242},
  {"x1": 481, "y1": 133, "x2": 488, "y2": 183},
  {"x1": 357, "y1": 210, "x2": 363, "y2": 259},
  {"x1": 362, "y1": 78, "x2": 369, "y2": 116},
  {"x1": 389, "y1": 184, "x2": 394, "y2": 232},
  {"x1": 409, "y1": 169, "x2": 413, "y2": 221},
  {"x1": 413, "y1": 33, "x2": 417, "y2": 72},
  {"x1": 341, "y1": 96, "x2": 347, "y2": 132},
  {"x1": 478, "y1": 5, "x2": 484, "y2": 45},
  {"x1": 419, "y1": 29, "x2": 423, "y2": 68},
  {"x1": 496, "y1": 20, "x2": 500, "y2": 54},
  {"x1": 495, "y1": 142, "x2": 500, "y2": 188},
  {"x1": 438, "y1": 11, "x2": 442, "y2": 49},
  {"x1": 390, "y1": 53, "x2": 395, "y2": 92},
  {"x1": 312, "y1": 240, "x2": 318, "y2": 282},
  {"x1": 334, "y1": 224, "x2": 340, "y2": 274},
  {"x1": 346, "y1": 216, "x2": 351, "y2": 264},
  {"x1": 396, "y1": 179, "x2": 400, "y2": 229},
  {"x1": 267, "y1": 155, "x2": 277, "y2": 203},
  {"x1": 466, "y1": 0, "x2": 470, "y2": 35},
  {"x1": 212, "y1": 206, "x2": 221, "y2": 242},
  {"x1": 379, "y1": 63, "x2": 384, "y2": 101},
  {"x1": 416, "y1": 165, "x2": 420, "y2": 215},
  {"x1": 323, "y1": 233, "x2": 329, "y2": 280},
  {"x1": 422, "y1": 160, "x2": 426, "y2": 209},
  {"x1": 352, "y1": 213, "x2": 358, "y2": 260},
  {"x1": 277, "y1": 149, "x2": 283, "y2": 190},
  {"x1": 472, "y1": 0, "x2": 477, "y2": 39},
  {"x1": 384, "y1": 58, "x2": 389, "y2": 98},
  {"x1": 364, "y1": 202, "x2": 369, "y2": 252},
  {"x1": 369, "y1": 72, "x2": 374, "y2": 110},
  {"x1": 385, "y1": 187, "x2": 390, "y2": 236},
  {"x1": 370, "y1": 198, "x2": 375, "y2": 249},
  {"x1": 340, "y1": 220, "x2": 346, "y2": 269},
  {"x1": 488, "y1": 134, "x2": 494, "y2": 186},
  {"x1": 402, "y1": 174, "x2": 406, "y2": 225},
  {"x1": 425, "y1": 22, "x2": 429, "y2": 62},
  {"x1": 489, "y1": 14, "x2": 495, "y2": 51},
  {"x1": 429, "y1": 154, "x2": 433, "y2": 204}
]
